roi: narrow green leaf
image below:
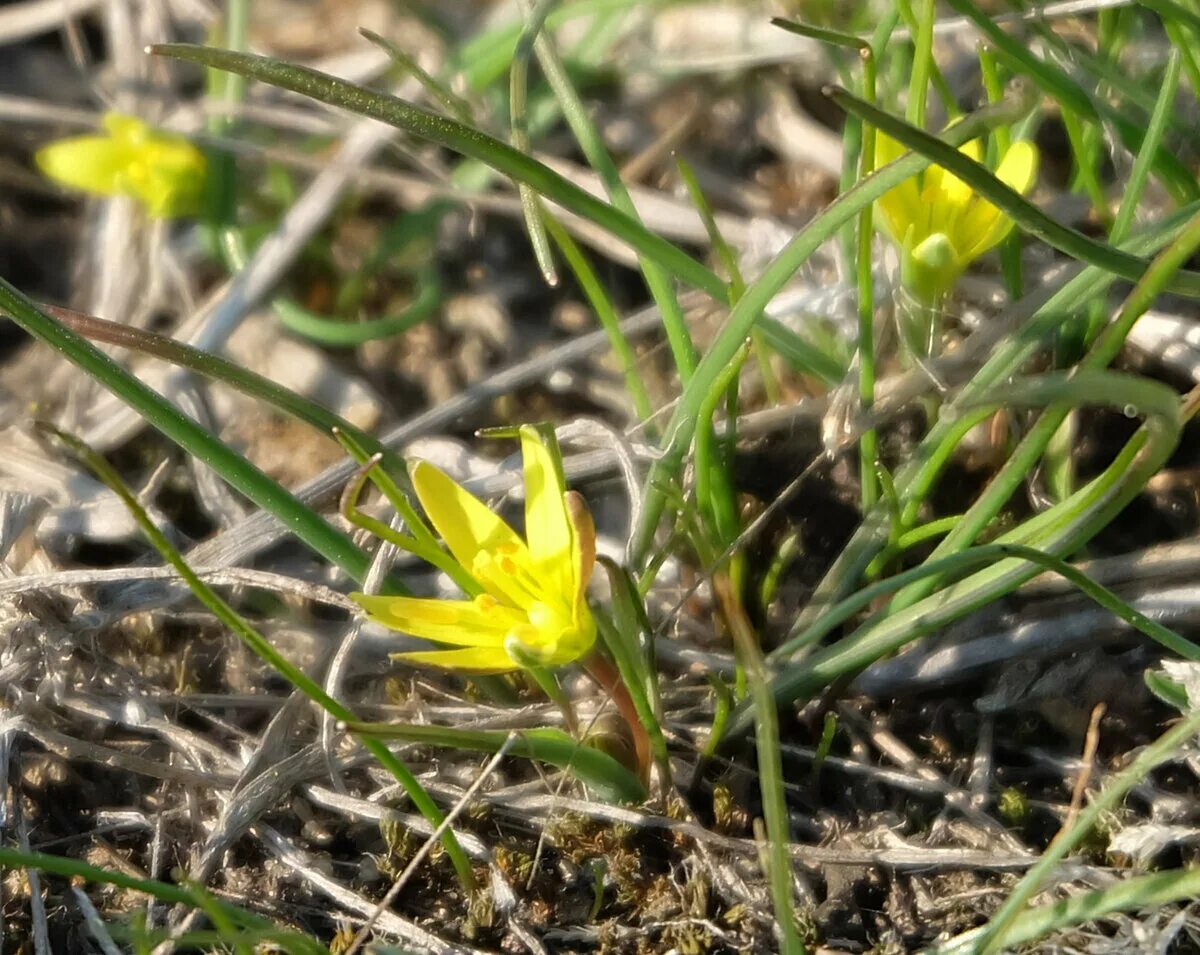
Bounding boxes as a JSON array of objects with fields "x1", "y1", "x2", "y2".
[
  {"x1": 152, "y1": 44, "x2": 727, "y2": 303},
  {"x1": 0, "y1": 277, "x2": 375, "y2": 585}
]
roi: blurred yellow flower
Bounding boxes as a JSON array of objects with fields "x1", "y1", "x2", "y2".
[
  {"x1": 875, "y1": 132, "x2": 1038, "y2": 301},
  {"x1": 352, "y1": 426, "x2": 597, "y2": 674},
  {"x1": 36, "y1": 113, "x2": 206, "y2": 219}
]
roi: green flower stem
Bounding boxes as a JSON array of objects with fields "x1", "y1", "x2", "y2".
[
  {"x1": 1110, "y1": 47, "x2": 1181, "y2": 245},
  {"x1": 0, "y1": 278, "x2": 376, "y2": 586},
  {"x1": 713, "y1": 572, "x2": 805, "y2": 955},
  {"x1": 513, "y1": 0, "x2": 702, "y2": 423},
  {"x1": 906, "y1": 0, "x2": 936, "y2": 130},
  {"x1": 48, "y1": 428, "x2": 476, "y2": 890},
  {"x1": 153, "y1": 44, "x2": 727, "y2": 304},
  {"x1": 543, "y1": 215, "x2": 654, "y2": 423}
]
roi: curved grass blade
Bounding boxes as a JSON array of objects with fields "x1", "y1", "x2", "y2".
[
  {"x1": 886, "y1": 207, "x2": 1200, "y2": 613},
  {"x1": 342, "y1": 721, "x2": 648, "y2": 804},
  {"x1": 969, "y1": 707, "x2": 1200, "y2": 953},
  {"x1": 47, "y1": 427, "x2": 476, "y2": 889},
  {"x1": 36, "y1": 303, "x2": 406, "y2": 475},
  {"x1": 826, "y1": 87, "x2": 1200, "y2": 297},
  {"x1": 0, "y1": 847, "x2": 327, "y2": 955},
  {"x1": 152, "y1": 43, "x2": 726, "y2": 303},
  {"x1": 786, "y1": 203, "x2": 1200, "y2": 647},
  {"x1": 0, "y1": 277, "x2": 377, "y2": 587}
]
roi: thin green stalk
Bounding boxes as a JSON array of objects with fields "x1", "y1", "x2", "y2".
[
  {"x1": 0, "y1": 848, "x2": 326, "y2": 955},
  {"x1": 934, "y1": 867, "x2": 1200, "y2": 954},
  {"x1": 0, "y1": 279, "x2": 376, "y2": 586},
  {"x1": 154, "y1": 44, "x2": 727, "y2": 303},
  {"x1": 714, "y1": 573, "x2": 805, "y2": 955},
  {"x1": 1060, "y1": 106, "x2": 1110, "y2": 223},
  {"x1": 47, "y1": 429, "x2": 475, "y2": 888},
  {"x1": 515, "y1": 0, "x2": 700, "y2": 379},
  {"x1": 857, "y1": 42, "x2": 880, "y2": 511},
  {"x1": 595, "y1": 560, "x2": 670, "y2": 784},
  {"x1": 362, "y1": 27, "x2": 475, "y2": 123}
]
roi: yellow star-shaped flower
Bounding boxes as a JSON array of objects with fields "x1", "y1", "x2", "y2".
[
  {"x1": 876, "y1": 132, "x2": 1038, "y2": 301},
  {"x1": 36, "y1": 113, "x2": 206, "y2": 219},
  {"x1": 352, "y1": 426, "x2": 597, "y2": 674}
]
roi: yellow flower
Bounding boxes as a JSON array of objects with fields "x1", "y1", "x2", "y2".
[
  {"x1": 875, "y1": 132, "x2": 1038, "y2": 301},
  {"x1": 36, "y1": 113, "x2": 206, "y2": 219},
  {"x1": 352, "y1": 426, "x2": 597, "y2": 674}
]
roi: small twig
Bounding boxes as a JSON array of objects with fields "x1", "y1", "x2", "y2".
[{"x1": 1059, "y1": 703, "x2": 1107, "y2": 839}]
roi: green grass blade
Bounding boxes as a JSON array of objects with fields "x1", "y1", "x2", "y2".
[
  {"x1": 152, "y1": 44, "x2": 726, "y2": 303},
  {"x1": 728, "y1": 369, "x2": 1183, "y2": 736},
  {"x1": 943, "y1": 0, "x2": 1200, "y2": 202},
  {"x1": 0, "y1": 277, "x2": 375, "y2": 586},
  {"x1": 932, "y1": 866, "x2": 1200, "y2": 954},
  {"x1": 888, "y1": 208, "x2": 1200, "y2": 612},
  {"x1": 342, "y1": 722, "x2": 647, "y2": 804},
  {"x1": 1111, "y1": 47, "x2": 1182, "y2": 243},
  {"x1": 37, "y1": 303, "x2": 406, "y2": 475}
]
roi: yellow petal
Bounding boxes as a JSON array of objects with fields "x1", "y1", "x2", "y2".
[
  {"x1": 351, "y1": 593, "x2": 521, "y2": 646},
  {"x1": 35, "y1": 113, "x2": 206, "y2": 219},
  {"x1": 410, "y1": 460, "x2": 534, "y2": 590},
  {"x1": 519, "y1": 426, "x2": 573, "y2": 603},
  {"x1": 995, "y1": 140, "x2": 1039, "y2": 195},
  {"x1": 874, "y1": 132, "x2": 921, "y2": 242},
  {"x1": 935, "y1": 138, "x2": 982, "y2": 210},
  {"x1": 392, "y1": 645, "x2": 515, "y2": 673},
  {"x1": 955, "y1": 141, "x2": 1038, "y2": 264},
  {"x1": 36, "y1": 136, "x2": 131, "y2": 198}
]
